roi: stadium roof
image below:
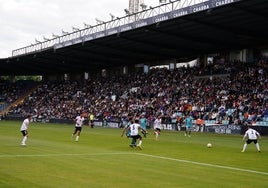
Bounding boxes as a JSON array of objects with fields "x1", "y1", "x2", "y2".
[{"x1": 0, "y1": 0, "x2": 268, "y2": 76}]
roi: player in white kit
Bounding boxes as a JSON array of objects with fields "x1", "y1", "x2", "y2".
[
  {"x1": 153, "y1": 115, "x2": 162, "y2": 140},
  {"x1": 72, "y1": 111, "x2": 87, "y2": 142},
  {"x1": 241, "y1": 126, "x2": 261, "y2": 152},
  {"x1": 20, "y1": 115, "x2": 32, "y2": 146},
  {"x1": 127, "y1": 119, "x2": 146, "y2": 149}
]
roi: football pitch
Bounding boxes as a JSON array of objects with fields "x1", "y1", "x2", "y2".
[{"x1": 0, "y1": 121, "x2": 267, "y2": 188}]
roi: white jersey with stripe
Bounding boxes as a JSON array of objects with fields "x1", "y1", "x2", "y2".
[
  {"x1": 75, "y1": 116, "x2": 85, "y2": 127},
  {"x1": 129, "y1": 123, "x2": 141, "y2": 136},
  {"x1": 244, "y1": 128, "x2": 260, "y2": 140},
  {"x1": 154, "y1": 118, "x2": 162, "y2": 129},
  {"x1": 20, "y1": 118, "x2": 30, "y2": 131}
]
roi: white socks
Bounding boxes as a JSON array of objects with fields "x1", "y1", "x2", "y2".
[
  {"x1": 155, "y1": 132, "x2": 159, "y2": 140},
  {"x1": 256, "y1": 143, "x2": 260, "y2": 151},
  {"x1": 242, "y1": 143, "x2": 261, "y2": 152},
  {"x1": 21, "y1": 136, "x2": 27, "y2": 145},
  {"x1": 242, "y1": 143, "x2": 247, "y2": 152}
]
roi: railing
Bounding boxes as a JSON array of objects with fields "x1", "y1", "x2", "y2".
[
  {"x1": 0, "y1": 103, "x2": 8, "y2": 115},
  {"x1": 12, "y1": 0, "x2": 241, "y2": 57}
]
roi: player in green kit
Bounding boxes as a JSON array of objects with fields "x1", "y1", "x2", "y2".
[
  {"x1": 184, "y1": 114, "x2": 193, "y2": 137},
  {"x1": 121, "y1": 116, "x2": 136, "y2": 147},
  {"x1": 139, "y1": 114, "x2": 148, "y2": 138}
]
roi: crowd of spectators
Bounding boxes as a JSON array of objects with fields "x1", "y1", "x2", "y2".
[
  {"x1": 2, "y1": 60, "x2": 268, "y2": 126},
  {"x1": 0, "y1": 80, "x2": 36, "y2": 104}
]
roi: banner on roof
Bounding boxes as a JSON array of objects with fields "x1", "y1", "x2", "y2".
[{"x1": 54, "y1": 0, "x2": 241, "y2": 49}]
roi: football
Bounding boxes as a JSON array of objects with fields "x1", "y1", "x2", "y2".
[{"x1": 207, "y1": 143, "x2": 212, "y2": 148}]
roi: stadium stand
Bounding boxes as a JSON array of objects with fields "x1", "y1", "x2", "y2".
[
  {"x1": 1, "y1": 0, "x2": 268, "y2": 135},
  {"x1": 2, "y1": 60, "x2": 267, "y2": 133}
]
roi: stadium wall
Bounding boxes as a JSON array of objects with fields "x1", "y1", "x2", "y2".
[{"x1": 4, "y1": 115, "x2": 268, "y2": 135}]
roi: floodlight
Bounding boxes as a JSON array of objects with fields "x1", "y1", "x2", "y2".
[
  {"x1": 83, "y1": 23, "x2": 92, "y2": 28},
  {"x1": 52, "y1": 33, "x2": 59, "y2": 38},
  {"x1": 140, "y1": 3, "x2": 147, "y2": 10},
  {"x1": 43, "y1": 36, "x2": 49, "y2": 41},
  {"x1": 95, "y1": 18, "x2": 104, "y2": 24},
  {"x1": 124, "y1": 8, "x2": 130, "y2": 15},
  {"x1": 62, "y1": 30, "x2": 68, "y2": 35},
  {"x1": 109, "y1": 13, "x2": 115, "y2": 20},
  {"x1": 72, "y1": 26, "x2": 79, "y2": 31},
  {"x1": 35, "y1": 38, "x2": 41, "y2": 43}
]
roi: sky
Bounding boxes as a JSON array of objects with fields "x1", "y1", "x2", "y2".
[{"x1": 0, "y1": 0, "x2": 160, "y2": 58}]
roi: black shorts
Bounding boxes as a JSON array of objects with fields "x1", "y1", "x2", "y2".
[
  {"x1": 246, "y1": 139, "x2": 258, "y2": 144},
  {"x1": 155, "y1": 128, "x2": 161, "y2": 132},
  {"x1": 75, "y1": 127, "x2": 82, "y2": 132},
  {"x1": 21, "y1": 130, "x2": 28, "y2": 136},
  {"x1": 131, "y1": 135, "x2": 142, "y2": 140}
]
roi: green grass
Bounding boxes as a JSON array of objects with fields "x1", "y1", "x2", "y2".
[{"x1": 0, "y1": 120, "x2": 267, "y2": 188}]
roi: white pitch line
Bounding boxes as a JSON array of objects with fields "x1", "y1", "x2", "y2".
[
  {"x1": 1, "y1": 152, "x2": 267, "y2": 176},
  {"x1": 135, "y1": 153, "x2": 268, "y2": 176}
]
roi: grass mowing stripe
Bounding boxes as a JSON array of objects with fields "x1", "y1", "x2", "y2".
[
  {"x1": 0, "y1": 152, "x2": 129, "y2": 158},
  {"x1": 136, "y1": 153, "x2": 268, "y2": 176},
  {"x1": 1, "y1": 122, "x2": 268, "y2": 187},
  {"x1": 1, "y1": 151, "x2": 267, "y2": 176}
]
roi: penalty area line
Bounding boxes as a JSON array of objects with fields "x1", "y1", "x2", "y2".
[{"x1": 135, "y1": 153, "x2": 268, "y2": 176}]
